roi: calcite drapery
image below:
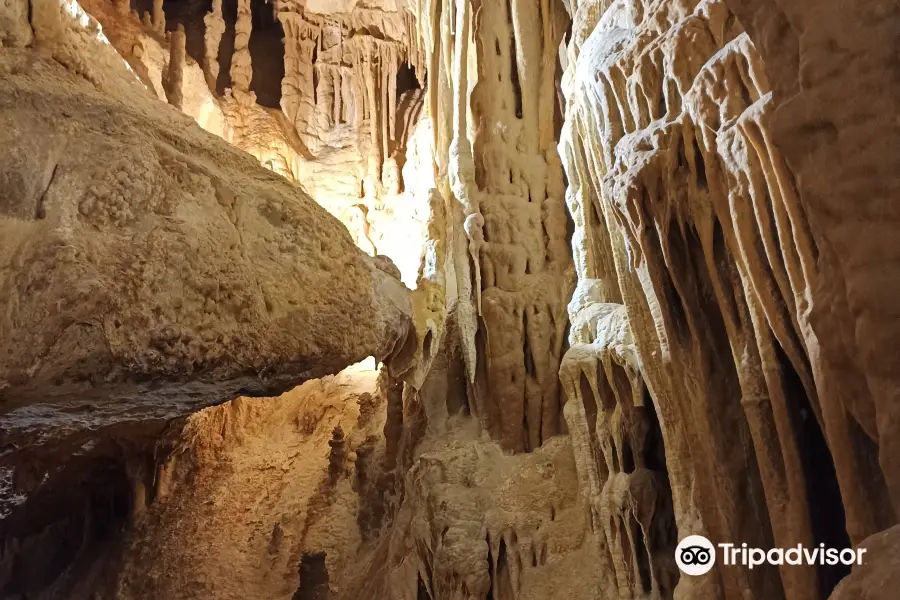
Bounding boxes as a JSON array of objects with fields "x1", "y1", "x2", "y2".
[
  {"x1": 408, "y1": 0, "x2": 575, "y2": 454},
  {"x1": 5, "y1": 0, "x2": 900, "y2": 597},
  {"x1": 276, "y1": 6, "x2": 425, "y2": 186},
  {"x1": 210, "y1": 2, "x2": 431, "y2": 285},
  {"x1": 558, "y1": 0, "x2": 896, "y2": 598}
]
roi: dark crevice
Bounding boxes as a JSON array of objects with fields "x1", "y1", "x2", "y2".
[
  {"x1": 248, "y1": 0, "x2": 284, "y2": 108},
  {"x1": 35, "y1": 163, "x2": 57, "y2": 220},
  {"x1": 657, "y1": 225, "x2": 690, "y2": 342},
  {"x1": 692, "y1": 138, "x2": 707, "y2": 190},
  {"x1": 215, "y1": 0, "x2": 237, "y2": 94},
  {"x1": 417, "y1": 574, "x2": 430, "y2": 600},
  {"x1": 422, "y1": 329, "x2": 434, "y2": 360},
  {"x1": 777, "y1": 342, "x2": 851, "y2": 597},
  {"x1": 0, "y1": 457, "x2": 131, "y2": 598},
  {"x1": 676, "y1": 136, "x2": 687, "y2": 171},
  {"x1": 508, "y1": 25, "x2": 522, "y2": 119},
  {"x1": 642, "y1": 390, "x2": 668, "y2": 475},
  {"x1": 396, "y1": 63, "x2": 421, "y2": 97},
  {"x1": 579, "y1": 373, "x2": 600, "y2": 469},
  {"x1": 523, "y1": 311, "x2": 534, "y2": 378},
  {"x1": 633, "y1": 518, "x2": 652, "y2": 594},
  {"x1": 293, "y1": 552, "x2": 329, "y2": 600},
  {"x1": 621, "y1": 442, "x2": 635, "y2": 474}
]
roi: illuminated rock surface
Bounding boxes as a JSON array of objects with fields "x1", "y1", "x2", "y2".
[{"x1": 1, "y1": 0, "x2": 899, "y2": 598}]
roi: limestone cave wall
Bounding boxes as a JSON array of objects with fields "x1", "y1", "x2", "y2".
[
  {"x1": 74, "y1": 0, "x2": 432, "y2": 286},
  {"x1": 2, "y1": 0, "x2": 900, "y2": 599}
]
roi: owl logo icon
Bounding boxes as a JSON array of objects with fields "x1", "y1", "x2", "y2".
[{"x1": 676, "y1": 535, "x2": 716, "y2": 576}]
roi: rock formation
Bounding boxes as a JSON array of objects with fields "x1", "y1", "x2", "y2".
[
  {"x1": 0, "y1": 1, "x2": 414, "y2": 593},
  {"x1": 2, "y1": 0, "x2": 900, "y2": 598},
  {"x1": 556, "y1": 1, "x2": 898, "y2": 598}
]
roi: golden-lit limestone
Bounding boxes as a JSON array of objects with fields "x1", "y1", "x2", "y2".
[
  {"x1": 209, "y1": 3, "x2": 431, "y2": 285},
  {"x1": 203, "y1": 0, "x2": 225, "y2": 88},
  {"x1": 114, "y1": 368, "x2": 389, "y2": 600},
  {"x1": 559, "y1": 0, "x2": 896, "y2": 599},
  {"x1": 5, "y1": 0, "x2": 899, "y2": 598},
  {"x1": 74, "y1": 0, "x2": 228, "y2": 137},
  {"x1": 0, "y1": 0, "x2": 415, "y2": 461},
  {"x1": 163, "y1": 24, "x2": 185, "y2": 109},
  {"x1": 61, "y1": 0, "x2": 429, "y2": 286},
  {"x1": 344, "y1": 431, "x2": 603, "y2": 600},
  {"x1": 408, "y1": 0, "x2": 574, "y2": 454}
]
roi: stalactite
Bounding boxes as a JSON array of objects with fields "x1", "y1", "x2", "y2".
[{"x1": 556, "y1": 1, "x2": 894, "y2": 598}]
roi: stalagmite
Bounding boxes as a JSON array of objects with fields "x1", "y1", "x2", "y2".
[
  {"x1": 151, "y1": 0, "x2": 164, "y2": 34},
  {"x1": 230, "y1": 0, "x2": 252, "y2": 93},
  {"x1": 164, "y1": 24, "x2": 185, "y2": 109},
  {"x1": 203, "y1": 0, "x2": 225, "y2": 89},
  {"x1": 3, "y1": 0, "x2": 900, "y2": 598}
]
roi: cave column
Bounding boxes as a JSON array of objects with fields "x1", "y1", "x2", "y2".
[
  {"x1": 203, "y1": 0, "x2": 225, "y2": 90},
  {"x1": 230, "y1": 0, "x2": 253, "y2": 94},
  {"x1": 164, "y1": 24, "x2": 186, "y2": 109},
  {"x1": 278, "y1": 13, "x2": 318, "y2": 136},
  {"x1": 332, "y1": 67, "x2": 342, "y2": 125},
  {"x1": 152, "y1": 0, "x2": 165, "y2": 34},
  {"x1": 362, "y1": 45, "x2": 382, "y2": 194}
]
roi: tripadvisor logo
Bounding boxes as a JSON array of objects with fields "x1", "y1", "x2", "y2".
[
  {"x1": 675, "y1": 535, "x2": 867, "y2": 576},
  {"x1": 676, "y1": 535, "x2": 716, "y2": 576}
]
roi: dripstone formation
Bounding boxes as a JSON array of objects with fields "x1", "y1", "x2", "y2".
[{"x1": 2, "y1": 0, "x2": 899, "y2": 599}]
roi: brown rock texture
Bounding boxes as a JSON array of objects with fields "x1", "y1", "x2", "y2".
[
  {"x1": 409, "y1": 0, "x2": 575, "y2": 455},
  {"x1": 3, "y1": 0, "x2": 900, "y2": 598},
  {"x1": 557, "y1": 0, "x2": 899, "y2": 598},
  {"x1": 0, "y1": 0, "x2": 413, "y2": 492},
  {"x1": 68, "y1": 0, "x2": 431, "y2": 286},
  {"x1": 113, "y1": 366, "x2": 391, "y2": 600},
  {"x1": 829, "y1": 526, "x2": 900, "y2": 600}
]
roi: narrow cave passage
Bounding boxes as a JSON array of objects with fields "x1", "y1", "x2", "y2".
[
  {"x1": 293, "y1": 552, "x2": 329, "y2": 600},
  {"x1": 214, "y1": 0, "x2": 284, "y2": 107},
  {"x1": 4, "y1": 0, "x2": 897, "y2": 599},
  {"x1": 215, "y1": 0, "x2": 235, "y2": 95},
  {"x1": 248, "y1": 0, "x2": 284, "y2": 108},
  {"x1": 777, "y1": 344, "x2": 853, "y2": 597},
  {"x1": 163, "y1": 0, "x2": 210, "y2": 64}
]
